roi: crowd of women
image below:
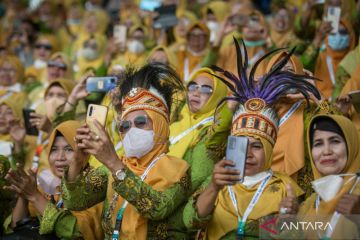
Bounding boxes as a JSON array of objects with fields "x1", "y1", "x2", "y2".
[{"x1": 1, "y1": 0, "x2": 360, "y2": 239}]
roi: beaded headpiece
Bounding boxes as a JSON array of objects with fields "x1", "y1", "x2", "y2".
[
  {"x1": 115, "y1": 63, "x2": 184, "y2": 121},
  {"x1": 212, "y1": 38, "x2": 321, "y2": 145}
]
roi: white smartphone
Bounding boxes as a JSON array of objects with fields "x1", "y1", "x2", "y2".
[
  {"x1": 226, "y1": 136, "x2": 248, "y2": 183},
  {"x1": 349, "y1": 90, "x2": 360, "y2": 113},
  {"x1": 113, "y1": 25, "x2": 127, "y2": 45},
  {"x1": 327, "y1": 6, "x2": 341, "y2": 34}
]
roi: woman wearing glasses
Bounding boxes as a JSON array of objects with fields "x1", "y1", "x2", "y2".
[
  {"x1": 60, "y1": 63, "x2": 192, "y2": 239},
  {"x1": 169, "y1": 67, "x2": 227, "y2": 194}
]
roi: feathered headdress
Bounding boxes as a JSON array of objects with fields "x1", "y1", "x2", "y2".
[
  {"x1": 211, "y1": 38, "x2": 321, "y2": 145},
  {"x1": 114, "y1": 63, "x2": 184, "y2": 121}
]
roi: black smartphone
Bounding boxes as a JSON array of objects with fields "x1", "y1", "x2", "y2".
[{"x1": 22, "y1": 109, "x2": 38, "y2": 136}]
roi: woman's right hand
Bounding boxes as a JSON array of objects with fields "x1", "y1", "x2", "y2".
[
  {"x1": 210, "y1": 159, "x2": 241, "y2": 192},
  {"x1": 67, "y1": 73, "x2": 93, "y2": 106}
]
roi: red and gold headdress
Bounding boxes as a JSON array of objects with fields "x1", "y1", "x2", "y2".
[
  {"x1": 121, "y1": 87, "x2": 169, "y2": 120},
  {"x1": 116, "y1": 63, "x2": 184, "y2": 121},
  {"x1": 212, "y1": 38, "x2": 321, "y2": 145}
]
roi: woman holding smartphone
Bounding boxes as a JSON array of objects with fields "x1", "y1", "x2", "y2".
[
  {"x1": 183, "y1": 39, "x2": 321, "y2": 239},
  {"x1": 62, "y1": 63, "x2": 193, "y2": 239}
]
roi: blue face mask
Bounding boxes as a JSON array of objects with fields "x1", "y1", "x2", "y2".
[{"x1": 328, "y1": 33, "x2": 350, "y2": 51}]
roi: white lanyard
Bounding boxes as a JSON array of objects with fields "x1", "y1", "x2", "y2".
[
  {"x1": 0, "y1": 91, "x2": 13, "y2": 102},
  {"x1": 315, "y1": 175, "x2": 360, "y2": 239},
  {"x1": 183, "y1": 57, "x2": 201, "y2": 82},
  {"x1": 169, "y1": 116, "x2": 214, "y2": 145},
  {"x1": 248, "y1": 50, "x2": 265, "y2": 68},
  {"x1": 228, "y1": 171, "x2": 272, "y2": 236},
  {"x1": 116, "y1": 153, "x2": 164, "y2": 212},
  {"x1": 279, "y1": 100, "x2": 303, "y2": 127},
  {"x1": 326, "y1": 55, "x2": 336, "y2": 85},
  {"x1": 112, "y1": 153, "x2": 164, "y2": 239}
]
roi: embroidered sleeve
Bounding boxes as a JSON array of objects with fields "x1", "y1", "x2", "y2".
[
  {"x1": 205, "y1": 104, "x2": 233, "y2": 163},
  {"x1": 112, "y1": 169, "x2": 192, "y2": 220},
  {"x1": 183, "y1": 176, "x2": 212, "y2": 230},
  {"x1": 39, "y1": 202, "x2": 83, "y2": 238},
  {"x1": 62, "y1": 165, "x2": 108, "y2": 210}
]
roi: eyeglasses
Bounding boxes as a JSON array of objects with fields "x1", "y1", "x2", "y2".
[
  {"x1": 118, "y1": 115, "x2": 149, "y2": 133},
  {"x1": 187, "y1": 82, "x2": 213, "y2": 94},
  {"x1": 47, "y1": 60, "x2": 67, "y2": 70},
  {"x1": 35, "y1": 43, "x2": 53, "y2": 51}
]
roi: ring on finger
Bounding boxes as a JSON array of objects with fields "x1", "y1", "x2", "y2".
[
  {"x1": 94, "y1": 135, "x2": 100, "y2": 141},
  {"x1": 279, "y1": 207, "x2": 289, "y2": 214}
]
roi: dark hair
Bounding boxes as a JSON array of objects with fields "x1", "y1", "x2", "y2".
[{"x1": 309, "y1": 116, "x2": 346, "y2": 148}]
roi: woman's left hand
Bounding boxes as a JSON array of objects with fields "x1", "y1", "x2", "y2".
[
  {"x1": 76, "y1": 120, "x2": 123, "y2": 171},
  {"x1": 4, "y1": 164, "x2": 39, "y2": 202},
  {"x1": 278, "y1": 184, "x2": 299, "y2": 215},
  {"x1": 335, "y1": 193, "x2": 360, "y2": 215}
]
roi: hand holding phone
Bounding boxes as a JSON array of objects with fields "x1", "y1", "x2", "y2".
[
  {"x1": 23, "y1": 109, "x2": 39, "y2": 136},
  {"x1": 86, "y1": 104, "x2": 108, "y2": 136},
  {"x1": 226, "y1": 135, "x2": 248, "y2": 182}
]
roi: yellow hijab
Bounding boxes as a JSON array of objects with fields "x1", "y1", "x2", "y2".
[
  {"x1": 206, "y1": 134, "x2": 303, "y2": 239},
  {"x1": 298, "y1": 114, "x2": 360, "y2": 239},
  {"x1": 106, "y1": 109, "x2": 189, "y2": 239},
  {"x1": 270, "y1": 5, "x2": 296, "y2": 48},
  {"x1": 44, "y1": 52, "x2": 74, "y2": 82},
  {"x1": 80, "y1": 9, "x2": 109, "y2": 35},
  {"x1": 202, "y1": 1, "x2": 230, "y2": 22},
  {"x1": 265, "y1": 52, "x2": 306, "y2": 177},
  {"x1": 169, "y1": 67, "x2": 227, "y2": 158},
  {"x1": 44, "y1": 78, "x2": 75, "y2": 98},
  {"x1": 148, "y1": 46, "x2": 178, "y2": 69},
  {"x1": 45, "y1": 120, "x2": 103, "y2": 240},
  {"x1": 76, "y1": 33, "x2": 106, "y2": 78},
  {"x1": 0, "y1": 55, "x2": 25, "y2": 84}
]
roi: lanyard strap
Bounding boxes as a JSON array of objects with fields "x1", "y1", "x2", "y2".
[
  {"x1": 316, "y1": 176, "x2": 360, "y2": 239},
  {"x1": 0, "y1": 91, "x2": 13, "y2": 102},
  {"x1": 326, "y1": 55, "x2": 336, "y2": 85},
  {"x1": 56, "y1": 199, "x2": 64, "y2": 209},
  {"x1": 183, "y1": 57, "x2": 201, "y2": 82},
  {"x1": 112, "y1": 153, "x2": 164, "y2": 240},
  {"x1": 228, "y1": 171, "x2": 272, "y2": 236},
  {"x1": 32, "y1": 131, "x2": 49, "y2": 169},
  {"x1": 169, "y1": 116, "x2": 214, "y2": 145},
  {"x1": 248, "y1": 50, "x2": 265, "y2": 68},
  {"x1": 279, "y1": 100, "x2": 303, "y2": 127}
]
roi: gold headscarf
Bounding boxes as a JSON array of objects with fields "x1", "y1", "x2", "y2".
[
  {"x1": 270, "y1": 4, "x2": 296, "y2": 48},
  {"x1": 298, "y1": 114, "x2": 360, "y2": 239},
  {"x1": 148, "y1": 46, "x2": 178, "y2": 70},
  {"x1": 265, "y1": 52, "x2": 306, "y2": 176},
  {"x1": 76, "y1": 33, "x2": 106, "y2": 78},
  {"x1": 46, "y1": 120, "x2": 102, "y2": 240},
  {"x1": 0, "y1": 55, "x2": 25, "y2": 84},
  {"x1": 44, "y1": 78, "x2": 76, "y2": 98},
  {"x1": 202, "y1": 1, "x2": 230, "y2": 22},
  {"x1": 81, "y1": 9, "x2": 109, "y2": 35},
  {"x1": 39, "y1": 52, "x2": 74, "y2": 84},
  {"x1": 169, "y1": 67, "x2": 227, "y2": 158},
  {"x1": 106, "y1": 88, "x2": 189, "y2": 239},
  {"x1": 36, "y1": 34, "x2": 60, "y2": 53}
]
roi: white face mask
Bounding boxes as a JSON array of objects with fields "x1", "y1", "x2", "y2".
[
  {"x1": 242, "y1": 171, "x2": 271, "y2": 189},
  {"x1": 82, "y1": 47, "x2": 99, "y2": 60},
  {"x1": 206, "y1": 21, "x2": 220, "y2": 43},
  {"x1": 34, "y1": 59, "x2": 47, "y2": 69},
  {"x1": 44, "y1": 97, "x2": 66, "y2": 120},
  {"x1": 127, "y1": 40, "x2": 145, "y2": 54},
  {"x1": 312, "y1": 174, "x2": 356, "y2": 202},
  {"x1": 123, "y1": 127, "x2": 155, "y2": 159}
]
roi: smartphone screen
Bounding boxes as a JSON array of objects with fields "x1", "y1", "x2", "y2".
[
  {"x1": 86, "y1": 104, "x2": 108, "y2": 136},
  {"x1": 226, "y1": 135, "x2": 248, "y2": 182},
  {"x1": 22, "y1": 109, "x2": 39, "y2": 136},
  {"x1": 114, "y1": 25, "x2": 127, "y2": 45},
  {"x1": 86, "y1": 76, "x2": 117, "y2": 93},
  {"x1": 327, "y1": 6, "x2": 341, "y2": 34}
]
